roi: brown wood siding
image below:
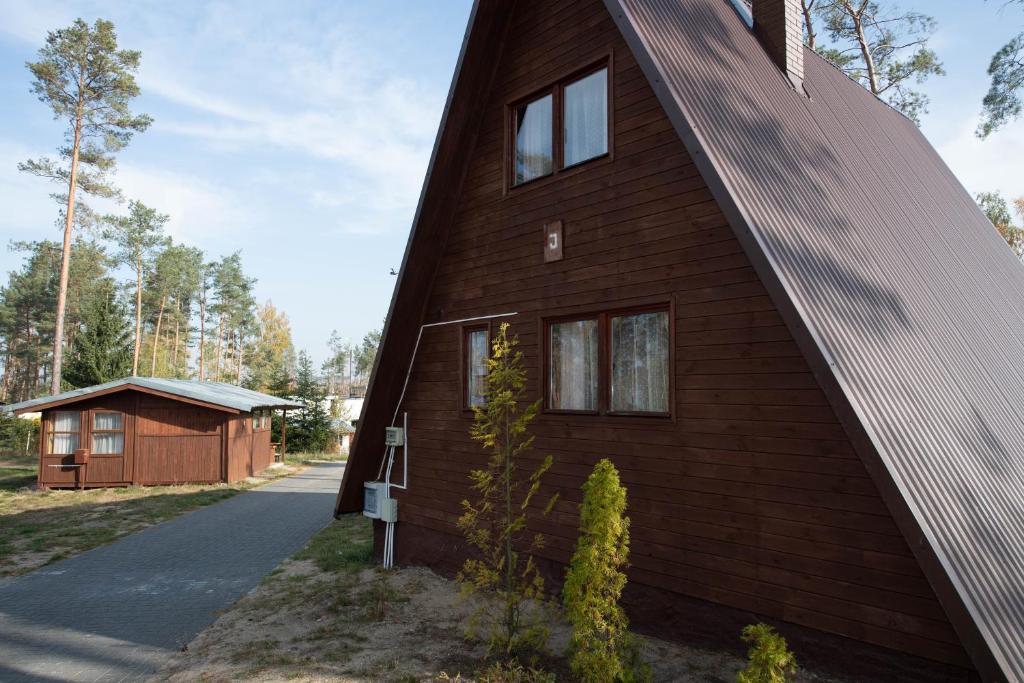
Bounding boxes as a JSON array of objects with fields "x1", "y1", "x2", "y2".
[
  {"x1": 135, "y1": 394, "x2": 223, "y2": 484},
  {"x1": 385, "y1": 0, "x2": 967, "y2": 669},
  {"x1": 226, "y1": 414, "x2": 254, "y2": 482},
  {"x1": 252, "y1": 418, "x2": 274, "y2": 475}
]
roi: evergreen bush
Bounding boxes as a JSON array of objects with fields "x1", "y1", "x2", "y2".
[
  {"x1": 563, "y1": 458, "x2": 649, "y2": 683},
  {"x1": 737, "y1": 623, "x2": 798, "y2": 683}
]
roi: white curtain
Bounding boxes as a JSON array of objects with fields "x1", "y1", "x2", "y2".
[
  {"x1": 564, "y1": 68, "x2": 608, "y2": 167},
  {"x1": 93, "y1": 412, "x2": 123, "y2": 431},
  {"x1": 550, "y1": 319, "x2": 598, "y2": 411},
  {"x1": 467, "y1": 330, "x2": 489, "y2": 407},
  {"x1": 611, "y1": 312, "x2": 669, "y2": 412},
  {"x1": 515, "y1": 94, "x2": 553, "y2": 184},
  {"x1": 50, "y1": 411, "x2": 80, "y2": 455},
  {"x1": 92, "y1": 433, "x2": 124, "y2": 455}
]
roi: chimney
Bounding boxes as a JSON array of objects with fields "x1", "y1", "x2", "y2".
[{"x1": 752, "y1": 0, "x2": 805, "y2": 89}]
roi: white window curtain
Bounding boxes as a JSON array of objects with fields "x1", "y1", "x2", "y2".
[
  {"x1": 549, "y1": 319, "x2": 599, "y2": 411},
  {"x1": 93, "y1": 412, "x2": 123, "y2": 431},
  {"x1": 467, "y1": 330, "x2": 489, "y2": 408},
  {"x1": 611, "y1": 311, "x2": 670, "y2": 413},
  {"x1": 564, "y1": 68, "x2": 608, "y2": 167},
  {"x1": 92, "y1": 433, "x2": 124, "y2": 455},
  {"x1": 50, "y1": 411, "x2": 80, "y2": 455},
  {"x1": 515, "y1": 94, "x2": 553, "y2": 184}
]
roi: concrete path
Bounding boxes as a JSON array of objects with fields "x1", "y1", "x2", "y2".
[{"x1": 0, "y1": 463, "x2": 342, "y2": 682}]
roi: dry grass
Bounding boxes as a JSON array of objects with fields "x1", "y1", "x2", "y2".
[
  {"x1": 0, "y1": 462, "x2": 303, "y2": 577},
  {"x1": 154, "y1": 515, "x2": 845, "y2": 683}
]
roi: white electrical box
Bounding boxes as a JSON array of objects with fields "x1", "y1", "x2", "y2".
[
  {"x1": 379, "y1": 497, "x2": 399, "y2": 523},
  {"x1": 385, "y1": 426, "x2": 405, "y2": 446},
  {"x1": 363, "y1": 481, "x2": 399, "y2": 522},
  {"x1": 363, "y1": 481, "x2": 387, "y2": 518}
]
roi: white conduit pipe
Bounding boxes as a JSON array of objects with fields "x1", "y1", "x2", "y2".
[{"x1": 376, "y1": 312, "x2": 517, "y2": 570}]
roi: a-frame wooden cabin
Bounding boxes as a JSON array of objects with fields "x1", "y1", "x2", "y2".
[{"x1": 337, "y1": 1, "x2": 1024, "y2": 680}]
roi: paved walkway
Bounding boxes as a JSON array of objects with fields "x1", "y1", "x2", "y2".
[{"x1": 0, "y1": 463, "x2": 343, "y2": 682}]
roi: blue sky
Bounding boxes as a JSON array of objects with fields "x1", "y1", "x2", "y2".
[{"x1": 0, "y1": 0, "x2": 1022, "y2": 366}]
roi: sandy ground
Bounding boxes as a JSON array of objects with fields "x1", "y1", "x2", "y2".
[{"x1": 152, "y1": 518, "x2": 844, "y2": 683}]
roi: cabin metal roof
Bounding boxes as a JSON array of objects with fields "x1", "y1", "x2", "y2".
[
  {"x1": 1, "y1": 378, "x2": 302, "y2": 414},
  {"x1": 607, "y1": 0, "x2": 1024, "y2": 679}
]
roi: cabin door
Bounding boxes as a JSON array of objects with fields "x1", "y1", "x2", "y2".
[{"x1": 83, "y1": 406, "x2": 131, "y2": 484}]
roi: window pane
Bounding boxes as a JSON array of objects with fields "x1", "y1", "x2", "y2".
[
  {"x1": 467, "y1": 329, "x2": 489, "y2": 408},
  {"x1": 53, "y1": 411, "x2": 80, "y2": 432},
  {"x1": 564, "y1": 68, "x2": 608, "y2": 167},
  {"x1": 549, "y1": 319, "x2": 599, "y2": 411},
  {"x1": 611, "y1": 311, "x2": 670, "y2": 413},
  {"x1": 94, "y1": 412, "x2": 123, "y2": 431},
  {"x1": 50, "y1": 433, "x2": 79, "y2": 455},
  {"x1": 514, "y1": 94, "x2": 553, "y2": 184},
  {"x1": 92, "y1": 432, "x2": 124, "y2": 455}
]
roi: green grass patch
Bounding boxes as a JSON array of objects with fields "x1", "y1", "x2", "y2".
[
  {"x1": 293, "y1": 513, "x2": 373, "y2": 572},
  {"x1": 284, "y1": 451, "x2": 347, "y2": 466},
  {"x1": 0, "y1": 466, "x2": 37, "y2": 492}
]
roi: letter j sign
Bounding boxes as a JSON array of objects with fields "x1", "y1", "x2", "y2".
[{"x1": 544, "y1": 220, "x2": 564, "y2": 262}]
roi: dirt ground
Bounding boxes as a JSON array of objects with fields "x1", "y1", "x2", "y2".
[{"x1": 153, "y1": 515, "x2": 843, "y2": 683}]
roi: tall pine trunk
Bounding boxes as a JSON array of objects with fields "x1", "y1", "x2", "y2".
[
  {"x1": 172, "y1": 302, "x2": 180, "y2": 374},
  {"x1": 150, "y1": 293, "x2": 166, "y2": 376},
  {"x1": 132, "y1": 255, "x2": 143, "y2": 375},
  {"x1": 215, "y1": 312, "x2": 224, "y2": 381},
  {"x1": 198, "y1": 294, "x2": 206, "y2": 381},
  {"x1": 51, "y1": 105, "x2": 83, "y2": 395},
  {"x1": 236, "y1": 330, "x2": 243, "y2": 384}
]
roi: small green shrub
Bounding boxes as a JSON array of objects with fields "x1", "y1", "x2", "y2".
[
  {"x1": 737, "y1": 623, "x2": 798, "y2": 683},
  {"x1": 563, "y1": 458, "x2": 649, "y2": 683}
]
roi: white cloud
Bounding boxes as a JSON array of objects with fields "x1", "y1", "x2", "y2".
[
  {"x1": 936, "y1": 116, "x2": 1024, "y2": 202},
  {"x1": 111, "y1": 163, "x2": 250, "y2": 244}
]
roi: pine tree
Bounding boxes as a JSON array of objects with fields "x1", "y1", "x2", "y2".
[
  {"x1": 64, "y1": 283, "x2": 132, "y2": 388},
  {"x1": 19, "y1": 18, "x2": 151, "y2": 393},
  {"x1": 286, "y1": 351, "x2": 335, "y2": 453},
  {"x1": 457, "y1": 323, "x2": 558, "y2": 659}
]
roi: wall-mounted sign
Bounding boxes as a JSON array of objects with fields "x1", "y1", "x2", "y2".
[{"x1": 544, "y1": 220, "x2": 563, "y2": 262}]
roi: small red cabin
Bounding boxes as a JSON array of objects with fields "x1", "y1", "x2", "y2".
[{"x1": 2, "y1": 378, "x2": 301, "y2": 489}]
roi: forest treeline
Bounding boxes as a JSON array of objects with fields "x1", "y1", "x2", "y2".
[{"x1": 0, "y1": 234, "x2": 295, "y2": 403}]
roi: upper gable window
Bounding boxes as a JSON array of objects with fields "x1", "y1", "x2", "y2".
[
  {"x1": 510, "y1": 62, "x2": 610, "y2": 188},
  {"x1": 564, "y1": 68, "x2": 608, "y2": 167},
  {"x1": 514, "y1": 94, "x2": 554, "y2": 185}
]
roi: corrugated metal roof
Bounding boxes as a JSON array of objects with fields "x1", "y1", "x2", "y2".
[
  {"x1": 607, "y1": 0, "x2": 1024, "y2": 679},
  {"x1": 1, "y1": 377, "x2": 302, "y2": 414}
]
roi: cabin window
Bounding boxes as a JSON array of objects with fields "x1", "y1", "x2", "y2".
[
  {"x1": 563, "y1": 68, "x2": 608, "y2": 167},
  {"x1": 548, "y1": 318, "x2": 599, "y2": 412},
  {"x1": 49, "y1": 411, "x2": 80, "y2": 455},
  {"x1": 513, "y1": 93, "x2": 554, "y2": 185},
  {"x1": 261, "y1": 412, "x2": 271, "y2": 429},
  {"x1": 92, "y1": 412, "x2": 125, "y2": 455},
  {"x1": 465, "y1": 327, "x2": 490, "y2": 408},
  {"x1": 610, "y1": 311, "x2": 670, "y2": 414},
  {"x1": 253, "y1": 411, "x2": 260, "y2": 430}
]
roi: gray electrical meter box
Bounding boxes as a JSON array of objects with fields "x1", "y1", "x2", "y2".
[{"x1": 384, "y1": 426, "x2": 405, "y2": 446}]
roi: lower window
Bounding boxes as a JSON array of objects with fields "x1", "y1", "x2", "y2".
[
  {"x1": 549, "y1": 319, "x2": 599, "y2": 411},
  {"x1": 546, "y1": 307, "x2": 670, "y2": 416},
  {"x1": 92, "y1": 411, "x2": 125, "y2": 455},
  {"x1": 465, "y1": 327, "x2": 490, "y2": 408},
  {"x1": 49, "y1": 411, "x2": 80, "y2": 454},
  {"x1": 610, "y1": 311, "x2": 670, "y2": 414}
]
